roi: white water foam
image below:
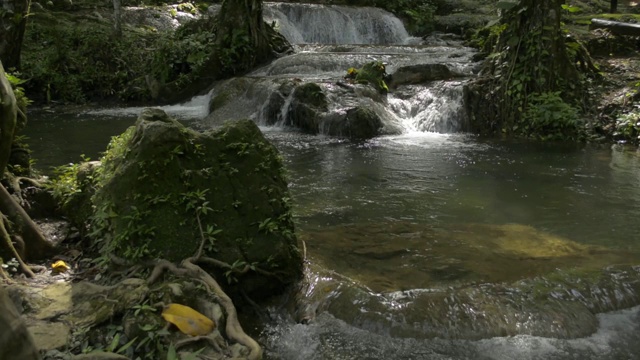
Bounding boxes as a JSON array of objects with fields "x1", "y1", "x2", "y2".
[
  {"x1": 86, "y1": 89, "x2": 213, "y2": 119},
  {"x1": 264, "y1": 306, "x2": 640, "y2": 360}
]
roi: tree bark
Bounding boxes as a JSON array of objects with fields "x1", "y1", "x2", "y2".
[
  {"x1": 0, "y1": 0, "x2": 30, "y2": 70},
  {"x1": 468, "y1": 0, "x2": 583, "y2": 131},
  {"x1": 216, "y1": 0, "x2": 277, "y2": 69},
  {"x1": 0, "y1": 62, "x2": 17, "y2": 173},
  {"x1": 113, "y1": 0, "x2": 122, "y2": 38},
  {"x1": 611, "y1": 0, "x2": 618, "y2": 13},
  {"x1": 0, "y1": 62, "x2": 53, "y2": 262}
]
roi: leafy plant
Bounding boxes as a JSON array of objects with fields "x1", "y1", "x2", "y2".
[
  {"x1": 520, "y1": 91, "x2": 580, "y2": 141},
  {"x1": 6, "y1": 71, "x2": 32, "y2": 109},
  {"x1": 614, "y1": 110, "x2": 640, "y2": 141}
]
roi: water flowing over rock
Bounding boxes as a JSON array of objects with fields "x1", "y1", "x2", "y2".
[
  {"x1": 263, "y1": 2, "x2": 412, "y2": 45},
  {"x1": 195, "y1": 2, "x2": 481, "y2": 137}
]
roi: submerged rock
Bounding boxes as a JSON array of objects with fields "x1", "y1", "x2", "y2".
[
  {"x1": 294, "y1": 221, "x2": 640, "y2": 340},
  {"x1": 90, "y1": 108, "x2": 303, "y2": 297}
]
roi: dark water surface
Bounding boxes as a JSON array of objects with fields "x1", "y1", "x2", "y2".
[{"x1": 25, "y1": 110, "x2": 640, "y2": 359}]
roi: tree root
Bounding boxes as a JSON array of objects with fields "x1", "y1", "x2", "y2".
[
  {"x1": 0, "y1": 183, "x2": 52, "y2": 260},
  {"x1": 175, "y1": 333, "x2": 227, "y2": 354},
  {"x1": 148, "y1": 257, "x2": 263, "y2": 360},
  {"x1": 0, "y1": 214, "x2": 34, "y2": 278}
]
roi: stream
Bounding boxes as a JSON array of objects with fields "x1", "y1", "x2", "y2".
[{"x1": 25, "y1": 3, "x2": 640, "y2": 359}]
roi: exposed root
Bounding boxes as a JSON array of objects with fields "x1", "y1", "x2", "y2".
[
  {"x1": 148, "y1": 258, "x2": 263, "y2": 360},
  {"x1": 181, "y1": 258, "x2": 263, "y2": 360},
  {"x1": 0, "y1": 213, "x2": 34, "y2": 278},
  {"x1": 197, "y1": 256, "x2": 284, "y2": 283},
  {"x1": 175, "y1": 333, "x2": 227, "y2": 354},
  {"x1": 0, "y1": 261, "x2": 11, "y2": 282}
]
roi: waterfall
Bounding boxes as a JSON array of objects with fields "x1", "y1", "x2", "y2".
[
  {"x1": 387, "y1": 82, "x2": 468, "y2": 133},
  {"x1": 263, "y1": 2, "x2": 412, "y2": 45}
]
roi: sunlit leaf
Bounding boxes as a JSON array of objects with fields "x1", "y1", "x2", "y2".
[
  {"x1": 51, "y1": 260, "x2": 70, "y2": 273},
  {"x1": 161, "y1": 304, "x2": 215, "y2": 336}
]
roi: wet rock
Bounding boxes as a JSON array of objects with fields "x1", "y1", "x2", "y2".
[
  {"x1": 28, "y1": 322, "x2": 70, "y2": 351},
  {"x1": 288, "y1": 82, "x2": 329, "y2": 133},
  {"x1": 340, "y1": 107, "x2": 384, "y2": 140},
  {"x1": 389, "y1": 63, "x2": 461, "y2": 88}
]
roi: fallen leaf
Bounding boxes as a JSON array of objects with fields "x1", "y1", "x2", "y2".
[
  {"x1": 51, "y1": 260, "x2": 70, "y2": 273},
  {"x1": 161, "y1": 303, "x2": 215, "y2": 336}
]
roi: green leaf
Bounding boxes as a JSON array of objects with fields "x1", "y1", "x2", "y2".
[
  {"x1": 507, "y1": 35, "x2": 520, "y2": 47},
  {"x1": 497, "y1": 1, "x2": 518, "y2": 10}
]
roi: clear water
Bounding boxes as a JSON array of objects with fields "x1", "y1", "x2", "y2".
[
  {"x1": 24, "y1": 111, "x2": 640, "y2": 359},
  {"x1": 21, "y1": 3, "x2": 640, "y2": 357}
]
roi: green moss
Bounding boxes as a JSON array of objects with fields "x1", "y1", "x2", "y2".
[
  {"x1": 86, "y1": 110, "x2": 302, "y2": 295},
  {"x1": 292, "y1": 83, "x2": 327, "y2": 110},
  {"x1": 345, "y1": 61, "x2": 389, "y2": 94}
]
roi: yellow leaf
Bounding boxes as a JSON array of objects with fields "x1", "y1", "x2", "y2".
[
  {"x1": 51, "y1": 260, "x2": 70, "y2": 273},
  {"x1": 161, "y1": 303, "x2": 215, "y2": 336}
]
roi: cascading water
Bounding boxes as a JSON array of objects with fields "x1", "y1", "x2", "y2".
[
  {"x1": 203, "y1": 2, "x2": 478, "y2": 136},
  {"x1": 263, "y1": 2, "x2": 413, "y2": 45}
]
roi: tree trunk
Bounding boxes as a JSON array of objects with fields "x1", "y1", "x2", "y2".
[
  {"x1": 0, "y1": 62, "x2": 17, "y2": 173},
  {"x1": 113, "y1": 0, "x2": 122, "y2": 38},
  {"x1": 611, "y1": 0, "x2": 618, "y2": 13},
  {"x1": 467, "y1": 0, "x2": 583, "y2": 134},
  {"x1": 0, "y1": 0, "x2": 30, "y2": 70},
  {"x1": 0, "y1": 62, "x2": 53, "y2": 262},
  {"x1": 216, "y1": 0, "x2": 274, "y2": 69}
]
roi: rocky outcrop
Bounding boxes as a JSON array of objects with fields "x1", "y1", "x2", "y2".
[
  {"x1": 287, "y1": 82, "x2": 329, "y2": 133},
  {"x1": 284, "y1": 81, "x2": 387, "y2": 140},
  {"x1": 389, "y1": 63, "x2": 463, "y2": 88},
  {"x1": 87, "y1": 108, "x2": 302, "y2": 297}
]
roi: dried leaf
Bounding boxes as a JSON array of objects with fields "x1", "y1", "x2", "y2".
[
  {"x1": 51, "y1": 260, "x2": 70, "y2": 273},
  {"x1": 161, "y1": 303, "x2": 215, "y2": 336}
]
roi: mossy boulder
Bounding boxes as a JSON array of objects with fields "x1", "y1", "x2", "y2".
[
  {"x1": 340, "y1": 107, "x2": 383, "y2": 139},
  {"x1": 287, "y1": 82, "x2": 329, "y2": 133},
  {"x1": 388, "y1": 63, "x2": 460, "y2": 88},
  {"x1": 91, "y1": 108, "x2": 303, "y2": 297}
]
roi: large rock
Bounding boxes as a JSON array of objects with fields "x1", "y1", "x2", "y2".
[
  {"x1": 287, "y1": 82, "x2": 329, "y2": 133},
  {"x1": 91, "y1": 108, "x2": 303, "y2": 297},
  {"x1": 389, "y1": 63, "x2": 461, "y2": 88},
  {"x1": 284, "y1": 82, "x2": 387, "y2": 140}
]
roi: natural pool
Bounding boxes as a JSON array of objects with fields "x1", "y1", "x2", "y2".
[{"x1": 25, "y1": 109, "x2": 640, "y2": 359}]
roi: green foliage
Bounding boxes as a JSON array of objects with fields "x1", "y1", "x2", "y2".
[
  {"x1": 614, "y1": 110, "x2": 640, "y2": 142},
  {"x1": 5, "y1": 72, "x2": 32, "y2": 110},
  {"x1": 49, "y1": 161, "x2": 84, "y2": 207},
  {"x1": 478, "y1": 0, "x2": 590, "y2": 141},
  {"x1": 149, "y1": 20, "x2": 216, "y2": 85},
  {"x1": 520, "y1": 92, "x2": 580, "y2": 141},
  {"x1": 345, "y1": 61, "x2": 389, "y2": 94},
  {"x1": 22, "y1": 13, "x2": 156, "y2": 103},
  {"x1": 561, "y1": 4, "x2": 582, "y2": 13},
  {"x1": 468, "y1": 23, "x2": 508, "y2": 51},
  {"x1": 374, "y1": 0, "x2": 435, "y2": 36},
  {"x1": 217, "y1": 28, "x2": 254, "y2": 75}
]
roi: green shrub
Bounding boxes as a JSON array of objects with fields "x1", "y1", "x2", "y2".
[
  {"x1": 519, "y1": 92, "x2": 581, "y2": 141},
  {"x1": 614, "y1": 110, "x2": 640, "y2": 142},
  {"x1": 22, "y1": 13, "x2": 158, "y2": 103}
]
